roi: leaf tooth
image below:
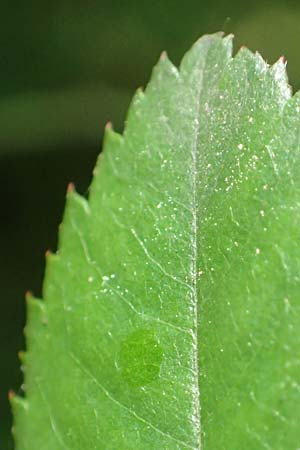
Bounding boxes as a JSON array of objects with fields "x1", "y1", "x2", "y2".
[
  {"x1": 122, "y1": 55, "x2": 180, "y2": 143},
  {"x1": 10, "y1": 393, "x2": 29, "y2": 449},
  {"x1": 18, "y1": 351, "x2": 27, "y2": 388},
  {"x1": 8, "y1": 389, "x2": 16, "y2": 402},
  {"x1": 9, "y1": 392, "x2": 29, "y2": 411},
  {"x1": 25, "y1": 290, "x2": 45, "y2": 311},
  {"x1": 61, "y1": 184, "x2": 91, "y2": 233},
  {"x1": 270, "y1": 56, "x2": 292, "y2": 102},
  {"x1": 66, "y1": 187, "x2": 90, "y2": 215},
  {"x1": 155, "y1": 50, "x2": 178, "y2": 77},
  {"x1": 159, "y1": 50, "x2": 168, "y2": 62},
  {"x1": 42, "y1": 249, "x2": 61, "y2": 295},
  {"x1": 222, "y1": 32, "x2": 234, "y2": 47},
  {"x1": 41, "y1": 250, "x2": 62, "y2": 302},
  {"x1": 234, "y1": 46, "x2": 268, "y2": 75},
  {"x1": 23, "y1": 294, "x2": 49, "y2": 402},
  {"x1": 25, "y1": 294, "x2": 47, "y2": 336},
  {"x1": 25, "y1": 289, "x2": 33, "y2": 301},
  {"x1": 126, "y1": 85, "x2": 145, "y2": 109},
  {"x1": 89, "y1": 122, "x2": 124, "y2": 182},
  {"x1": 61, "y1": 183, "x2": 91, "y2": 237},
  {"x1": 271, "y1": 55, "x2": 287, "y2": 71},
  {"x1": 66, "y1": 182, "x2": 75, "y2": 194},
  {"x1": 100, "y1": 120, "x2": 124, "y2": 148},
  {"x1": 105, "y1": 120, "x2": 113, "y2": 131},
  {"x1": 44, "y1": 248, "x2": 56, "y2": 261},
  {"x1": 56, "y1": 190, "x2": 90, "y2": 257},
  {"x1": 18, "y1": 350, "x2": 26, "y2": 364},
  {"x1": 102, "y1": 120, "x2": 124, "y2": 150},
  {"x1": 89, "y1": 124, "x2": 124, "y2": 203},
  {"x1": 137, "y1": 51, "x2": 180, "y2": 102},
  {"x1": 121, "y1": 86, "x2": 146, "y2": 135}
]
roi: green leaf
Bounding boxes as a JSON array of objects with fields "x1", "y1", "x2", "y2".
[{"x1": 11, "y1": 33, "x2": 300, "y2": 449}]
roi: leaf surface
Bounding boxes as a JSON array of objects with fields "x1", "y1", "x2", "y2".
[{"x1": 12, "y1": 33, "x2": 300, "y2": 449}]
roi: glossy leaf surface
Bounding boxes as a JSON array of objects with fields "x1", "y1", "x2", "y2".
[{"x1": 12, "y1": 34, "x2": 300, "y2": 449}]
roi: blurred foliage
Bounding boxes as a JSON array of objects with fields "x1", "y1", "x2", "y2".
[{"x1": 1, "y1": 0, "x2": 300, "y2": 448}]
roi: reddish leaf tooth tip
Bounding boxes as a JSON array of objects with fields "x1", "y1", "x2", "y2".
[
  {"x1": 8, "y1": 390, "x2": 15, "y2": 401},
  {"x1": 159, "y1": 50, "x2": 168, "y2": 61},
  {"x1": 67, "y1": 182, "x2": 75, "y2": 194},
  {"x1": 45, "y1": 249, "x2": 52, "y2": 258},
  {"x1": 279, "y1": 55, "x2": 286, "y2": 64},
  {"x1": 105, "y1": 121, "x2": 113, "y2": 131},
  {"x1": 25, "y1": 290, "x2": 32, "y2": 300}
]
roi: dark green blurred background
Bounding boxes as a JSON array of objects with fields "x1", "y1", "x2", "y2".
[{"x1": 1, "y1": 1, "x2": 300, "y2": 448}]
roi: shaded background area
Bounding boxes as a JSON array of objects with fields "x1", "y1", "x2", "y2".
[{"x1": 1, "y1": 0, "x2": 300, "y2": 447}]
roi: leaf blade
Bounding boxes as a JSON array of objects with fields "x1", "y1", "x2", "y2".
[{"x1": 12, "y1": 33, "x2": 300, "y2": 449}]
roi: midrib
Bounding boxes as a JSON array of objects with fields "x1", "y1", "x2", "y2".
[{"x1": 190, "y1": 67, "x2": 205, "y2": 450}]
